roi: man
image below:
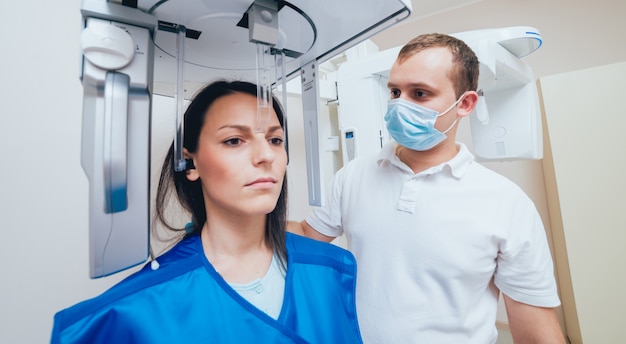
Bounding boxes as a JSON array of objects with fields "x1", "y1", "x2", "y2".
[{"x1": 289, "y1": 33, "x2": 565, "y2": 343}]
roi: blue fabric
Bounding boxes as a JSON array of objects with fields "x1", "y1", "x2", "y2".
[{"x1": 51, "y1": 233, "x2": 362, "y2": 343}]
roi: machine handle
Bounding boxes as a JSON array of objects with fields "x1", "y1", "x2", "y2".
[
  {"x1": 103, "y1": 72, "x2": 129, "y2": 213},
  {"x1": 475, "y1": 90, "x2": 490, "y2": 125}
]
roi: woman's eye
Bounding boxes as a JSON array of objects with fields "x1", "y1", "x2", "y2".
[
  {"x1": 269, "y1": 137, "x2": 284, "y2": 146},
  {"x1": 224, "y1": 138, "x2": 242, "y2": 146}
]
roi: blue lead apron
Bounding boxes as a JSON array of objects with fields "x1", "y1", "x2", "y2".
[{"x1": 51, "y1": 233, "x2": 362, "y2": 343}]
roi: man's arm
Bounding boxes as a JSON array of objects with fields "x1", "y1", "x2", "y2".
[
  {"x1": 503, "y1": 294, "x2": 566, "y2": 343},
  {"x1": 287, "y1": 220, "x2": 335, "y2": 243}
]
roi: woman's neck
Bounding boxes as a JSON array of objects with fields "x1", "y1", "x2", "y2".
[{"x1": 200, "y1": 216, "x2": 273, "y2": 284}]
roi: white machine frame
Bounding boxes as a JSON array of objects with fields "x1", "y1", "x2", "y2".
[{"x1": 335, "y1": 26, "x2": 544, "y2": 165}]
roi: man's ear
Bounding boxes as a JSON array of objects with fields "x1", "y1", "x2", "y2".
[
  {"x1": 458, "y1": 91, "x2": 479, "y2": 118},
  {"x1": 183, "y1": 148, "x2": 199, "y2": 182}
]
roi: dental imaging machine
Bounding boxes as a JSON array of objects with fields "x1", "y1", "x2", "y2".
[
  {"x1": 78, "y1": 0, "x2": 412, "y2": 278},
  {"x1": 336, "y1": 26, "x2": 544, "y2": 163}
]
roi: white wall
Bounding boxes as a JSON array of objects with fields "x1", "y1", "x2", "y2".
[
  {"x1": 0, "y1": 1, "x2": 140, "y2": 342},
  {"x1": 540, "y1": 61, "x2": 626, "y2": 343}
]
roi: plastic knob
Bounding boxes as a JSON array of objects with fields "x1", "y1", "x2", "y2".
[{"x1": 81, "y1": 21, "x2": 135, "y2": 70}]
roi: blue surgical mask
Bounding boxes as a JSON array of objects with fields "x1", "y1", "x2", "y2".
[{"x1": 384, "y1": 96, "x2": 463, "y2": 151}]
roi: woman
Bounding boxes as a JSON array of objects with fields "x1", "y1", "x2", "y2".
[{"x1": 51, "y1": 80, "x2": 362, "y2": 343}]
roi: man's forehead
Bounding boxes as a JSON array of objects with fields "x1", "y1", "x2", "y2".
[{"x1": 389, "y1": 53, "x2": 454, "y2": 86}]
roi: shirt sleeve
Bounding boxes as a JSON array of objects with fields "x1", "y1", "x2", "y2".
[
  {"x1": 494, "y1": 196, "x2": 561, "y2": 308},
  {"x1": 305, "y1": 166, "x2": 348, "y2": 238}
]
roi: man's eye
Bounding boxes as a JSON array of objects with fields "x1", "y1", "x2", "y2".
[{"x1": 389, "y1": 89, "x2": 400, "y2": 98}]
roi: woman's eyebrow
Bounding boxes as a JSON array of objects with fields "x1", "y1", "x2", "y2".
[
  {"x1": 266, "y1": 125, "x2": 283, "y2": 134},
  {"x1": 217, "y1": 124, "x2": 283, "y2": 133}
]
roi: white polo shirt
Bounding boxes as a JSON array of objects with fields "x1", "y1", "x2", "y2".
[{"x1": 306, "y1": 141, "x2": 560, "y2": 344}]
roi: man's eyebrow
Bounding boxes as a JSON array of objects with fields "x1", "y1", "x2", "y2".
[{"x1": 387, "y1": 81, "x2": 431, "y2": 89}]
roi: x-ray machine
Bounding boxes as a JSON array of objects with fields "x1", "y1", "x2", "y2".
[
  {"x1": 336, "y1": 26, "x2": 544, "y2": 164},
  {"x1": 78, "y1": 0, "x2": 412, "y2": 278}
]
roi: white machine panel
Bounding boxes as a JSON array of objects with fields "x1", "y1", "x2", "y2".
[
  {"x1": 79, "y1": 4, "x2": 156, "y2": 278},
  {"x1": 341, "y1": 128, "x2": 358, "y2": 163},
  {"x1": 335, "y1": 27, "x2": 544, "y2": 163},
  {"x1": 453, "y1": 27, "x2": 544, "y2": 161},
  {"x1": 301, "y1": 60, "x2": 325, "y2": 206}
]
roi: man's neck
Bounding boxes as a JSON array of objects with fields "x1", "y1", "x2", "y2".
[{"x1": 397, "y1": 141, "x2": 459, "y2": 174}]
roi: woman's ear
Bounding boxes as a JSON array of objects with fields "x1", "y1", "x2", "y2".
[
  {"x1": 183, "y1": 148, "x2": 199, "y2": 182},
  {"x1": 458, "y1": 91, "x2": 479, "y2": 118}
]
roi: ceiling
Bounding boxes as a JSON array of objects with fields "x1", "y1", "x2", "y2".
[{"x1": 370, "y1": 0, "x2": 626, "y2": 79}]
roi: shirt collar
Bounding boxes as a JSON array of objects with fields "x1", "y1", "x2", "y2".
[{"x1": 378, "y1": 141, "x2": 475, "y2": 178}]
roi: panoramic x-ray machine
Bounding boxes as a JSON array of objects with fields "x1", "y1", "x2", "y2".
[
  {"x1": 336, "y1": 26, "x2": 544, "y2": 163},
  {"x1": 78, "y1": 0, "x2": 412, "y2": 278}
]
